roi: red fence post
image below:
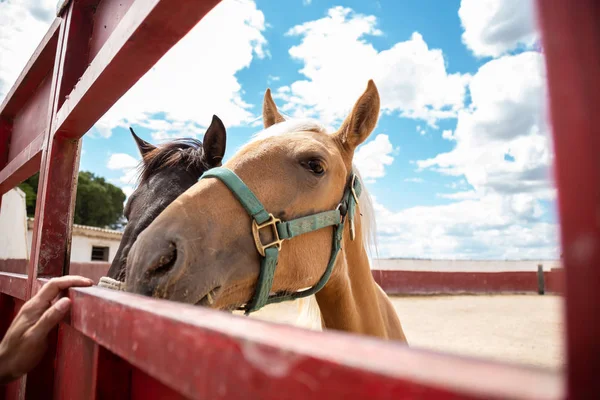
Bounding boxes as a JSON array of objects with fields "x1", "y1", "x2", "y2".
[
  {"x1": 535, "y1": 0, "x2": 600, "y2": 398},
  {"x1": 9, "y1": 12, "x2": 68, "y2": 400},
  {"x1": 23, "y1": 2, "x2": 89, "y2": 397},
  {"x1": 27, "y1": 1, "x2": 89, "y2": 295},
  {"x1": 0, "y1": 119, "x2": 11, "y2": 188}
]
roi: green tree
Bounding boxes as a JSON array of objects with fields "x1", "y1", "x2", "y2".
[
  {"x1": 18, "y1": 171, "x2": 126, "y2": 229},
  {"x1": 19, "y1": 173, "x2": 38, "y2": 216}
]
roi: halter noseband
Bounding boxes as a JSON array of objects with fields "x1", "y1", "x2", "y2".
[{"x1": 199, "y1": 167, "x2": 362, "y2": 315}]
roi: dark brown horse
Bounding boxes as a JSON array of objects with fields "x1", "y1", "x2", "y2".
[{"x1": 106, "y1": 115, "x2": 226, "y2": 283}]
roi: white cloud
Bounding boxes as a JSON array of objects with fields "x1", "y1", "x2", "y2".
[
  {"x1": 417, "y1": 52, "x2": 552, "y2": 199},
  {"x1": 148, "y1": 121, "x2": 209, "y2": 143},
  {"x1": 442, "y1": 129, "x2": 455, "y2": 140},
  {"x1": 107, "y1": 153, "x2": 140, "y2": 185},
  {"x1": 90, "y1": 0, "x2": 268, "y2": 138},
  {"x1": 303, "y1": 0, "x2": 312, "y2": 5},
  {"x1": 107, "y1": 153, "x2": 139, "y2": 170},
  {"x1": 371, "y1": 195, "x2": 558, "y2": 260},
  {"x1": 122, "y1": 186, "x2": 135, "y2": 198},
  {"x1": 353, "y1": 134, "x2": 394, "y2": 182},
  {"x1": 404, "y1": 178, "x2": 424, "y2": 183},
  {"x1": 446, "y1": 179, "x2": 468, "y2": 190},
  {"x1": 275, "y1": 7, "x2": 470, "y2": 128},
  {"x1": 377, "y1": 50, "x2": 559, "y2": 260},
  {"x1": 437, "y1": 190, "x2": 477, "y2": 200},
  {"x1": 115, "y1": 168, "x2": 138, "y2": 187},
  {"x1": 458, "y1": 0, "x2": 539, "y2": 58},
  {"x1": 0, "y1": 0, "x2": 55, "y2": 101}
]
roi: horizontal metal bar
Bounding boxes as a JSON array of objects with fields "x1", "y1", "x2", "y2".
[
  {"x1": 0, "y1": 132, "x2": 44, "y2": 194},
  {"x1": 0, "y1": 19, "x2": 61, "y2": 118},
  {"x1": 0, "y1": 273, "x2": 28, "y2": 300},
  {"x1": 59, "y1": 284, "x2": 563, "y2": 400}
]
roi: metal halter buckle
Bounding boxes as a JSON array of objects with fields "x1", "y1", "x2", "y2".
[{"x1": 252, "y1": 213, "x2": 283, "y2": 257}]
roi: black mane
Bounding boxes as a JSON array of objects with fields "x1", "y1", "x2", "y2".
[{"x1": 138, "y1": 138, "x2": 207, "y2": 183}]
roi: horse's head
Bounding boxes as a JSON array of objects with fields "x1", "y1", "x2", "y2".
[
  {"x1": 107, "y1": 115, "x2": 227, "y2": 282},
  {"x1": 125, "y1": 81, "x2": 380, "y2": 311}
]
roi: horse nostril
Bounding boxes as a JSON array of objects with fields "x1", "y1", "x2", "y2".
[{"x1": 148, "y1": 241, "x2": 178, "y2": 277}]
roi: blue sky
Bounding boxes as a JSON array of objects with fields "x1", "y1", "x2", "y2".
[{"x1": 1, "y1": 0, "x2": 556, "y2": 259}]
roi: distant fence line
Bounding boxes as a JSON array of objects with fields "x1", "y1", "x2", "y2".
[
  {"x1": 369, "y1": 258, "x2": 564, "y2": 295},
  {"x1": 0, "y1": 258, "x2": 564, "y2": 295},
  {"x1": 372, "y1": 268, "x2": 563, "y2": 295},
  {"x1": 371, "y1": 258, "x2": 562, "y2": 272}
]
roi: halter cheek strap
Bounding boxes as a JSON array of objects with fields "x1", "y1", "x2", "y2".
[{"x1": 200, "y1": 167, "x2": 362, "y2": 315}]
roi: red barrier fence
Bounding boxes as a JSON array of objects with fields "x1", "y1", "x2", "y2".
[
  {"x1": 372, "y1": 268, "x2": 565, "y2": 295},
  {"x1": 0, "y1": 0, "x2": 597, "y2": 398},
  {"x1": 373, "y1": 270, "x2": 536, "y2": 295},
  {"x1": 0, "y1": 260, "x2": 110, "y2": 284},
  {"x1": 0, "y1": 259, "x2": 565, "y2": 295}
]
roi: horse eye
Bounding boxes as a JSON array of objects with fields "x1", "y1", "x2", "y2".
[{"x1": 307, "y1": 160, "x2": 325, "y2": 175}]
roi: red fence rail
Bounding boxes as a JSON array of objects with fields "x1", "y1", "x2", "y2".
[
  {"x1": 372, "y1": 268, "x2": 564, "y2": 295},
  {"x1": 0, "y1": 259, "x2": 565, "y2": 295},
  {"x1": 0, "y1": 0, "x2": 597, "y2": 398}
]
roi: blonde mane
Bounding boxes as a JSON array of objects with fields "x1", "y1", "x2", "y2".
[{"x1": 236, "y1": 118, "x2": 378, "y2": 331}]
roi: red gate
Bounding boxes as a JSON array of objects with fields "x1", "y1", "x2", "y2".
[{"x1": 0, "y1": 0, "x2": 597, "y2": 398}]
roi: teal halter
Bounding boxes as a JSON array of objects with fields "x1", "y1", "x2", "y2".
[{"x1": 199, "y1": 167, "x2": 362, "y2": 315}]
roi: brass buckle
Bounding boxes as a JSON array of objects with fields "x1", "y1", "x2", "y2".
[{"x1": 252, "y1": 214, "x2": 283, "y2": 257}]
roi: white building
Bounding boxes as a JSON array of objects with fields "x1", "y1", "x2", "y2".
[
  {"x1": 0, "y1": 187, "x2": 29, "y2": 259},
  {"x1": 26, "y1": 218, "x2": 122, "y2": 263},
  {"x1": 1, "y1": 188, "x2": 122, "y2": 263}
]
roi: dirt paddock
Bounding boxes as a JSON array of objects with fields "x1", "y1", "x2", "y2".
[
  {"x1": 252, "y1": 294, "x2": 565, "y2": 371},
  {"x1": 389, "y1": 294, "x2": 565, "y2": 370}
]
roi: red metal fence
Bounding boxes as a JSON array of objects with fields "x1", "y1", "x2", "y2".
[
  {"x1": 0, "y1": 0, "x2": 597, "y2": 398},
  {"x1": 0, "y1": 259, "x2": 567, "y2": 295},
  {"x1": 372, "y1": 268, "x2": 564, "y2": 295}
]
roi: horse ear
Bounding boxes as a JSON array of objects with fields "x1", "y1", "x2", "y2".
[
  {"x1": 263, "y1": 88, "x2": 285, "y2": 128},
  {"x1": 130, "y1": 127, "x2": 156, "y2": 158},
  {"x1": 203, "y1": 115, "x2": 227, "y2": 167},
  {"x1": 335, "y1": 80, "x2": 380, "y2": 152}
]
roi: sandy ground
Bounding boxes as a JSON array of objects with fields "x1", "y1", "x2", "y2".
[
  {"x1": 250, "y1": 294, "x2": 565, "y2": 371},
  {"x1": 389, "y1": 294, "x2": 565, "y2": 370}
]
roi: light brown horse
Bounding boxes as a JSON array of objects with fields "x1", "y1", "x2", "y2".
[{"x1": 126, "y1": 80, "x2": 407, "y2": 343}]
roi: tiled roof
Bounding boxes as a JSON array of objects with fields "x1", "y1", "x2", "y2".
[{"x1": 27, "y1": 218, "x2": 123, "y2": 239}]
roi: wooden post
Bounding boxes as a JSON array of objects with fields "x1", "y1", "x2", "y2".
[{"x1": 537, "y1": 264, "x2": 545, "y2": 295}]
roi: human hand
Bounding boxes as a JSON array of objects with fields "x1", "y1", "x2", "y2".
[{"x1": 0, "y1": 276, "x2": 93, "y2": 384}]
